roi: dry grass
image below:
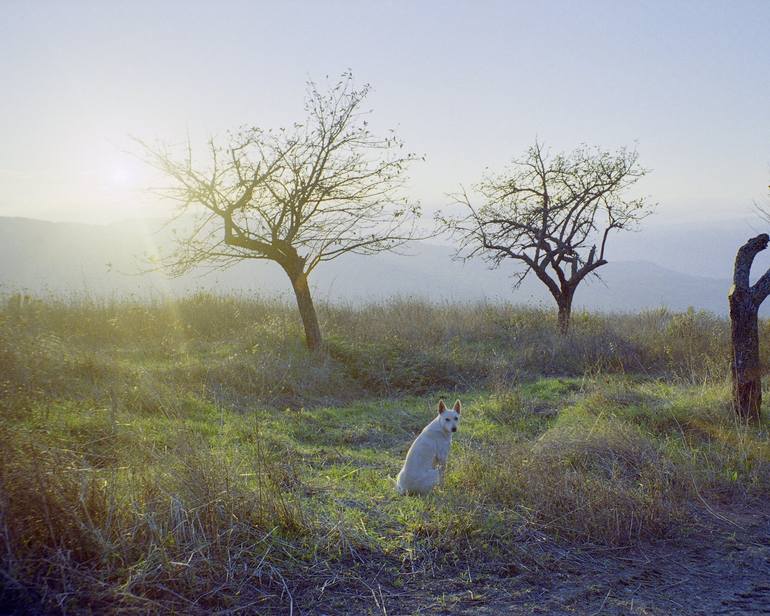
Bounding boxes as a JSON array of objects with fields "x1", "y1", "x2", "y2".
[
  {"x1": 449, "y1": 410, "x2": 684, "y2": 546},
  {"x1": 0, "y1": 413, "x2": 308, "y2": 614},
  {"x1": 0, "y1": 294, "x2": 744, "y2": 408},
  {"x1": 522, "y1": 423, "x2": 682, "y2": 544},
  {"x1": 1, "y1": 294, "x2": 769, "y2": 613}
]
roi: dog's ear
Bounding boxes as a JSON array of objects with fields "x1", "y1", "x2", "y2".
[
  {"x1": 453, "y1": 399, "x2": 461, "y2": 414},
  {"x1": 438, "y1": 399, "x2": 446, "y2": 414}
]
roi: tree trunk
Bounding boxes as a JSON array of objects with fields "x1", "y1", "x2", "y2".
[
  {"x1": 289, "y1": 272, "x2": 322, "y2": 352},
  {"x1": 728, "y1": 291, "x2": 761, "y2": 422},
  {"x1": 556, "y1": 292, "x2": 573, "y2": 335},
  {"x1": 728, "y1": 233, "x2": 770, "y2": 422}
]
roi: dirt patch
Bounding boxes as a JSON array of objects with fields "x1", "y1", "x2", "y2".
[{"x1": 304, "y1": 504, "x2": 770, "y2": 615}]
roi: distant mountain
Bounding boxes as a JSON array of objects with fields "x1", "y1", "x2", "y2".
[
  {"x1": 0, "y1": 215, "x2": 763, "y2": 315},
  {"x1": 602, "y1": 217, "x2": 770, "y2": 281}
]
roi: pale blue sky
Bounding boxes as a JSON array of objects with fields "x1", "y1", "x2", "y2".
[{"x1": 1, "y1": 0, "x2": 768, "y2": 223}]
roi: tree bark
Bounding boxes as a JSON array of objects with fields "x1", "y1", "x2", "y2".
[
  {"x1": 729, "y1": 294, "x2": 761, "y2": 421},
  {"x1": 728, "y1": 234, "x2": 769, "y2": 422},
  {"x1": 557, "y1": 301, "x2": 571, "y2": 335},
  {"x1": 556, "y1": 289, "x2": 574, "y2": 335},
  {"x1": 289, "y1": 272, "x2": 322, "y2": 352}
]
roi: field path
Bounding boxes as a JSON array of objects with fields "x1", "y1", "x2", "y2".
[{"x1": 310, "y1": 504, "x2": 769, "y2": 615}]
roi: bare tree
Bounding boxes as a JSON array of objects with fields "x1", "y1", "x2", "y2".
[
  {"x1": 733, "y1": 183, "x2": 770, "y2": 421},
  {"x1": 438, "y1": 142, "x2": 652, "y2": 334},
  {"x1": 139, "y1": 73, "x2": 422, "y2": 351},
  {"x1": 728, "y1": 234, "x2": 769, "y2": 422}
]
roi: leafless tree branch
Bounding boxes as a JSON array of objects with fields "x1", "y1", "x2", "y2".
[
  {"x1": 437, "y1": 141, "x2": 653, "y2": 333},
  {"x1": 137, "y1": 72, "x2": 424, "y2": 350}
]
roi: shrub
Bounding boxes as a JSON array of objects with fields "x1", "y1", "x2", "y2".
[{"x1": 522, "y1": 421, "x2": 683, "y2": 544}]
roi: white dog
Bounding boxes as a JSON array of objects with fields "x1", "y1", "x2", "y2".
[{"x1": 396, "y1": 399, "x2": 461, "y2": 495}]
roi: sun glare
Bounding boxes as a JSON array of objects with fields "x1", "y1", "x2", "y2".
[{"x1": 109, "y1": 165, "x2": 134, "y2": 188}]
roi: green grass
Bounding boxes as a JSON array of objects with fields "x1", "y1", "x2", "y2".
[
  {"x1": 3, "y1": 380, "x2": 768, "y2": 613},
  {"x1": 1, "y1": 295, "x2": 769, "y2": 613}
]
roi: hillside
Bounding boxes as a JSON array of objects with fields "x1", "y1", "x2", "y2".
[
  {"x1": 1, "y1": 215, "x2": 764, "y2": 314},
  {"x1": 1, "y1": 296, "x2": 768, "y2": 614}
]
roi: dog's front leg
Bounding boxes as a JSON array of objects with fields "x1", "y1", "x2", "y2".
[{"x1": 435, "y1": 453, "x2": 448, "y2": 485}]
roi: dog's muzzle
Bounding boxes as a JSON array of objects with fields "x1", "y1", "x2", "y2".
[{"x1": 451, "y1": 427, "x2": 457, "y2": 432}]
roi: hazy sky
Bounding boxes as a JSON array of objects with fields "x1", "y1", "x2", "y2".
[{"x1": 1, "y1": 0, "x2": 768, "y2": 224}]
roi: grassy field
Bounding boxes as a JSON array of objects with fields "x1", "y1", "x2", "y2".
[{"x1": 1, "y1": 295, "x2": 769, "y2": 614}]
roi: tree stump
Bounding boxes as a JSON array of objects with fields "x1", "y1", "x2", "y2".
[{"x1": 728, "y1": 233, "x2": 770, "y2": 422}]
